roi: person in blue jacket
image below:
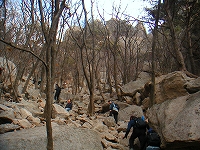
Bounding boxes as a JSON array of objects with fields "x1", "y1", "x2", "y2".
[
  {"x1": 123, "y1": 115, "x2": 148, "y2": 150},
  {"x1": 108, "y1": 100, "x2": 119, "y2": 124}
]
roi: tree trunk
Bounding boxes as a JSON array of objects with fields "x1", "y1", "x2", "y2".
[
  {"x1": 40, "y1": 65, "x2": 46, "y2": 93},
  {"x1": 22, "y1": 52, "x2": 43, "y2": 94},
  {"x1": 185, "y1": 5, "x2": 195, "y2": 74},
  {"x1": 45, "y1": 44, "x2": 53, "y2": 150},
  {"x1": 164, "y1": 0, "x2": 198, "y2": 78},
  {"x1": 164, "y1": 1, "x2": 186, "y2": 71},
  {"x1": 150, "y1": 0, "x2": 161, "y2": 107}
]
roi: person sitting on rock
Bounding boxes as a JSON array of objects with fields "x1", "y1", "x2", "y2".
[{"x1": 65, "y1": 99, "x2": 72, "y2": 111}]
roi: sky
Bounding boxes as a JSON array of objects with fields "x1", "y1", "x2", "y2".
[
  {"x1": 85, "y1": 0, "x2": 152, "y2": 20},
  {"x1": 84, "y1": 0, "x2": 153, "y2": 30}
]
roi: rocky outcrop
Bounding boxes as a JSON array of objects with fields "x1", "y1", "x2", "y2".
[
  {"x1": 120, "y1": 72, "x2": 151, "y2": 98},
  {"x1": 0, "y1": 123, "x2": 103, "y2": 150},
  {"x1": 147, "y1": 91, "x2": 200, "y2": 150},
  {"x1": 154, "y1": 71, "x2": 190, "y2": 104},
  {"x1": 120, "y1": 71, "x2": 200, "y2": 109}
]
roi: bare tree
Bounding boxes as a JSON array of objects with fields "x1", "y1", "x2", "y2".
[{"x1": 38, "y1": 0, "x2": 70, "y2": 149}]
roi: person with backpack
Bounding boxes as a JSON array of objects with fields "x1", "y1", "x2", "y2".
[
  {"x1": 123, "y1": 115, "x2": 148, "y2": 150},
  {"x1": 146, "y1": 128, "x2": 161, "y2": 150},
  {"x1": 108, "y1": 100, "x2": 119, "y2": 124}
]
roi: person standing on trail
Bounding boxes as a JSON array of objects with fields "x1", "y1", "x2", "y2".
[
  {"x1": 54, "y1": 84, "x2": 61, "y2": 102},
  {"x1": 108, "y1": 100, "x2": 119, "y2": 124}
]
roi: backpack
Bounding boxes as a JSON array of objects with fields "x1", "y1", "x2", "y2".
[
  {"x1": 135, "y1": 117, "x2": 147, "y2": 128},
  {"x1": 112, "y1": 103, "x2": 119, "y2": 112},
  {"x1": 115, "y1": 103, "x2": 120, "y2": 110},
  {"x1": 147, "y1": 131, "x2": 161, "y2": 147}
]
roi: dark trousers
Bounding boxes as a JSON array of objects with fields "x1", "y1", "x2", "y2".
[
  {"x1": 54, "y1": 92, "x2": 60, "y2": 101},
  {"x1": 109, "y1": 110, "x2": 118, "y2": 124},
  {"x1": 129, "y1": 129, "x2": 147, "y2": 150}
]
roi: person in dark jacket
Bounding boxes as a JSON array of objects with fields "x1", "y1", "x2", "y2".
[
  {"x1": 123, "y1": 116, "x2": 148, "y2": 150},
  {"x1": 108, "y1": 100, "x2": 119, "y2": 124},
  {"x1": 54, "y1": 84, "x2": 61, "y2": 102},
  {"x1": 65, "y1": 99, "x2": 73, "y2": 111},
  {"x1": 146, "y1": 128, "x2": 161, "y2": 150}
]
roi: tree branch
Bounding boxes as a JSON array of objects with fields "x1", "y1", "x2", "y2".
[{"x1": 0, "y1": 39, "x2": 47, "y2": 68}]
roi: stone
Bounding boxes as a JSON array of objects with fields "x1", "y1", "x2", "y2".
[
  {"x1": 0, "y1": 124, "x2": 20, "y2": 134},
  {"x1": 154, "y1": 71, "x2": 189, "y2": 104},
  {"x1": 103, "y1": 117, "x2": 116, "y2": 127},
  {"x1": 20, "y1": 108, "x2": 32, "y2": 119},
  {"x1": 184, "y1": 77, "x2": 200, "y2": 94},
  {"x1": 147, "y1": 91, "x2": 200, "y2": 149},
  {"x1": 27, "y1": 116, "x2": 41, "y2": 126},
  {"x1": 0, "y1": 108, "x2": 15, "y2": 124},
  {"x1": 52, "y1": 104, "x2": 69, "y2": 119},
  {"x1": 18, "y1": 119, "x2": 32, "y2": 129},
  {"x1": 0, "y1": 125, "x2": 103, "y2": 150},
  {"x1": 118, "y1": 105, "x2": 144, "y2": 121}
]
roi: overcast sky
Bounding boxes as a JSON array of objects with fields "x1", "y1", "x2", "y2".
[{"x1": 84, "y1": 0, "x2": 152, "y2": 21}]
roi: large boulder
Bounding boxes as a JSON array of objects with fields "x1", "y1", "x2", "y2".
[
  {"x1": 118, "y1": 105, "x2": 144, "y2": 122},
  {"x1": 184, "y1": 77, "x2": 200, "y2": 94},
  {"x1": 147, "y1": 91, "x2": 200, "y2": 150},
  {"x1": 121, "y1": 71, "x2": 198, "y2": 109},
  {"x1": 0, "y1": 105, "x2": 15, "y2": 124},
  {"x1": 52, "y1": 104, "x2": 69, "y2": 119},
  {"x1": 154, "y1": 71, "x2": 190, "y2": 104},
  {"x1": 0, "y1": 124, "x2": 103, "y2": 150},
  {"x1": 120, "y1": 72, "x2": 151, "y2": 97},
  {"x1": 0, "y1": 124, "x2": 20, "y2": 134},
  {"x1": 143, "y1": 71, "x2": 196, "y2": 109}
]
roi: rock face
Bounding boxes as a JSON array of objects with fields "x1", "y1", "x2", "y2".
[
  {"x1": 154, "y1": 71, "x2": 189, "y2": 104},
  {"x1": 0, "y1": 124, "x2": 103, "y2": 150},
  {"x1": 147, "y1": 91, "x2": 200, "y2": 150}
]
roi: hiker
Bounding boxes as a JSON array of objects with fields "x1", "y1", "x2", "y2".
[
  {"x1": 146, "y1": 128, "x2": 161, "y2": 150},
  {"x1": 54, "y1": 84, "x2": 62, "y2": 102},
  {"x1": 108, "y1": 100, "x2": 119, "y2": 124},
  {"x1": 65, "y1": 99, "x2": 73, "y2": 111},
  {"x1": 123, "y1": 116, "x2": 148, "y2": 150}
]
